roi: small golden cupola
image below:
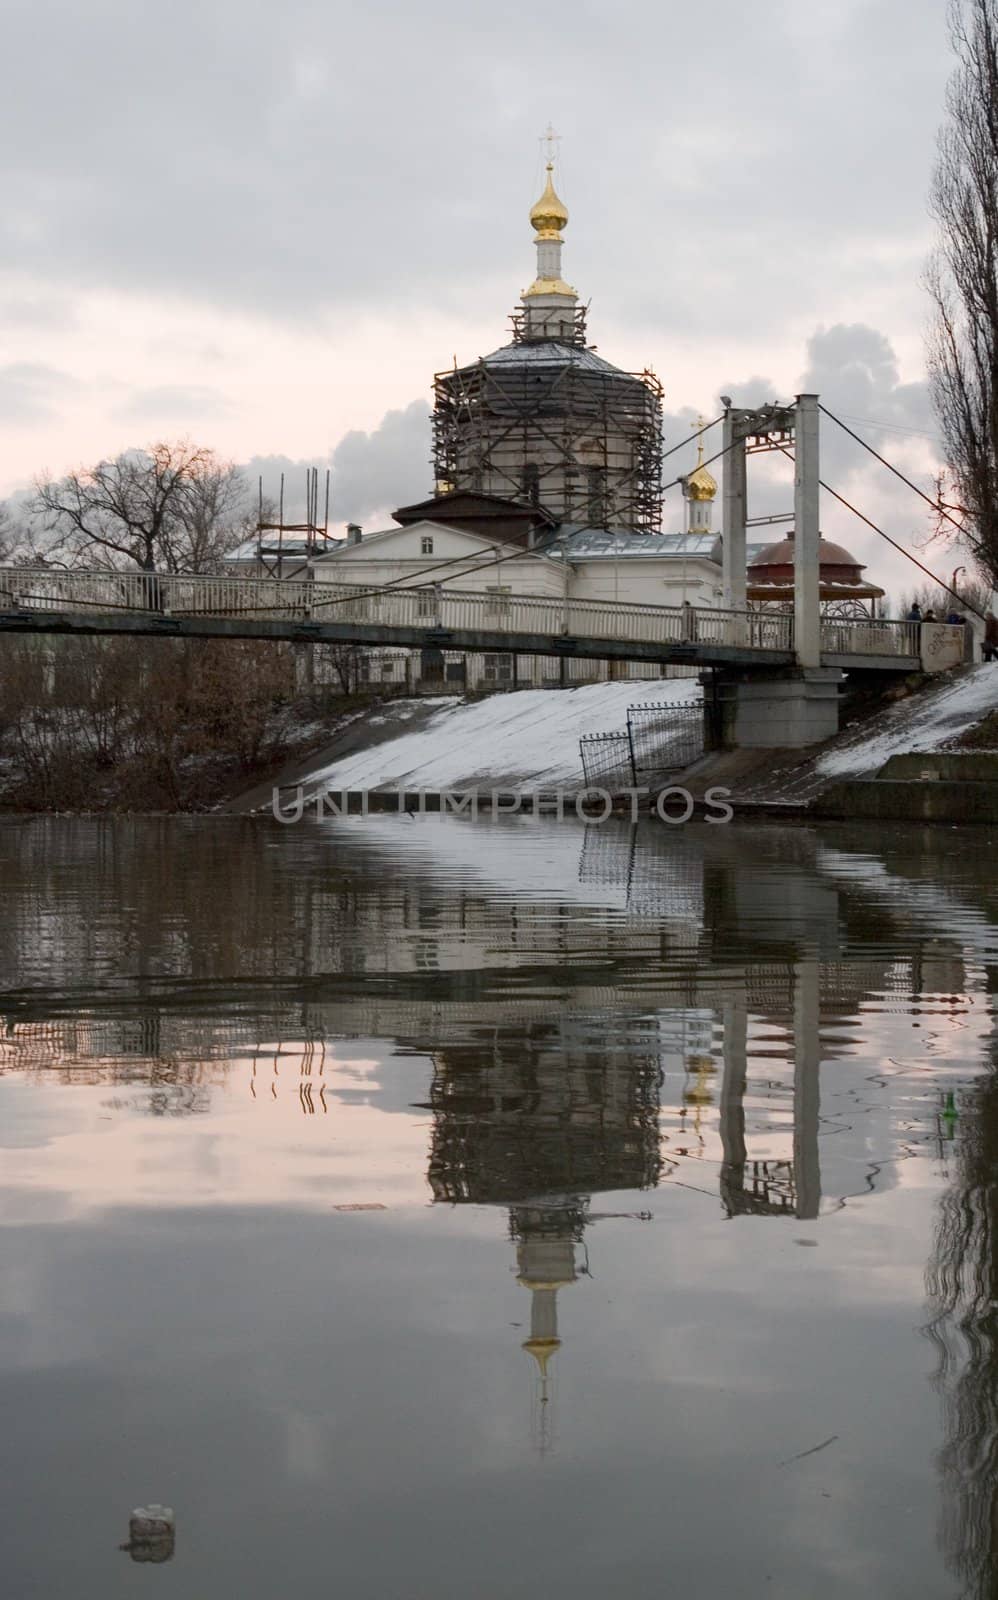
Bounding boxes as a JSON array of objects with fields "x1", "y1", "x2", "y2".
[{"x1": 685, "y1": 419, "x2": 718, "y2": 534}]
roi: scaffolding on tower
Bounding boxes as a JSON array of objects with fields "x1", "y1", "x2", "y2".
[{"x1": 431, "y1": 312, "x2": 664, "y2": 535}]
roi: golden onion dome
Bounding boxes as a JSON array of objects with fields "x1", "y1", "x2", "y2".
[
  {"x1": 530, "y1": 163, "x2": 569, "y2": 239},
  {"x1": 686, "y1": 426, "x2": 717, "y2": 503},
  {"x1": 687, "y1": 465, "x2": 718, "y2": 503}
]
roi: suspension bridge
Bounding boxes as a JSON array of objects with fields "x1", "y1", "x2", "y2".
[{"x1": 0, "y1": 566, "x2": 944, "y2": 675}]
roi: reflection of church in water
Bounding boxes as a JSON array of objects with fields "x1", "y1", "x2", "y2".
[{"x1": 425, "y1": 1026, "x2": 662, "y2": 1441}]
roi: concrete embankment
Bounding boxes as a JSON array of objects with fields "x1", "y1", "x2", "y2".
[
  {"x1": 678, "y1": 665, "x2": 998, "y2": 821},
  {"x1": 818, "y1": 751, "x2": 998, "y2": 824},
  {"x1": 229, "y1": 665, "x2": 998, "y2": 825}
]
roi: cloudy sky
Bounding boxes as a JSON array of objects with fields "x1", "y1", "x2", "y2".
[{"x1": 0, "y1": 0, "x2": 964, "y2": 593}]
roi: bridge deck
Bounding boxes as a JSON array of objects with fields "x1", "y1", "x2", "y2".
[{"x1": 0, "y1": 568, "x2": 924, "y2": 673}]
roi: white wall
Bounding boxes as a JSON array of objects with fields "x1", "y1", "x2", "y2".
[
  {"x1": 569, "y1": 557, "x2": 722, "y2": 608},
  {"x1": 315, "y1": 521, "x2": 566, "y2": 598}
]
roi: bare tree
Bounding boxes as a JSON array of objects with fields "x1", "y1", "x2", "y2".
[
  {"x1": 0, "y1": 500, "x2": 43, "y2": 564},
  {"x1": 898, "y1": 577, "x2": 993, "y2": 617},
  {"x1": 0, "y1": 503, "x2": 15, "y2": 562},
  {"x1": 33, "y1": 440, "x2": 248, "y2": 574},
  {"x1": 160, "y1": 458, "x2": 248, "y2": 575},
  {"x1": 318, "y1": 642, "x2": 363, "y2": 694},
  {"x1": 927, "y1": 0, "x2": 998, "y2": 586}
]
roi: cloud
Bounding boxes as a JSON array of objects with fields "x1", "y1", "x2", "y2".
[
  {"x1": 242, "y1": 398, "x2": 431, "y2": 530},
  {"x1": 0, "y1": 362, "x2": 80, "y2": 426},
  {"x1": 800, "y1": 323, "x2": 938, "y2": 473},
  {"x1": 0, "y1": 291, "x2": 76, "y2": 331},
  {"x1": 327, "y1": 400, "x2": 431, "y2": 523},
  {"x1": 113, "y1": 384, "x2": 233, "y2": 423},
  {"x1": 0, "y1": 0, "x2": 952, "y2": 341},
  {"x1": 0, "y1": 0, "x2": 964, "y2": 514}
]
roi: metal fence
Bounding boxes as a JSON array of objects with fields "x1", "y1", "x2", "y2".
[
  {"x1": 579, "y1": 698, "x2": 706, "y2": 794},
  {"x1": 579, "y1": 732, "x2": 634, "y2": 791},
  {"x1": 627, "y1": 700, "x2": 705, "y2": 786}
]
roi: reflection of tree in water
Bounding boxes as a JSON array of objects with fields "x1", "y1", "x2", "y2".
[
  {"x1": 925, "y1": 1068, "x2": 998, "y2": 1599},
  {"x1": 0, "y1": 1016, "x2": 230, "y2": 1115}
]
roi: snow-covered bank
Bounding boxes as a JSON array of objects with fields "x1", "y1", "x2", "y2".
[
  {"x1": 817, "y1": 664, "x2": 998, "y2": 779},
  {"x1": 286, "y1": 664, "x2": 998, "y2": 809},
  {"x1": 302, "y1": 680, "x2": 701, "y2": 792}
]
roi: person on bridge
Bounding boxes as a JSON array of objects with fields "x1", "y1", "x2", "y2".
[{"x1": 906, "y1": 602, "x2": 923, "y2": 622}]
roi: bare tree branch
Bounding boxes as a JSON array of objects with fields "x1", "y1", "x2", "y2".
[
  {"x1": 32, "y1": 440, "x2": 249, "y2": 574},
  {"x1": 928, "y1": 0, "x2": 998, "y2": 587}
]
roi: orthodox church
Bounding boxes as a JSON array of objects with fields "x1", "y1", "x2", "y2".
[
  {"x1": 430, "y1": 159, "x2": 666, "y2": 533},
  {"x1": 254, "y1": 161, "x2": 722, "y2": 689},
  {"x1": 226, "y1": 154, "x2": 883, "y2": 691}
]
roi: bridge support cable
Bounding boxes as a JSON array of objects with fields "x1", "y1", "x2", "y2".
[
  {"x1": 816, "y1": 404, "x2": 986, "y2": 618},
  {"x1": 774, "y1": 445, "x2": 988, "y2": 623}
]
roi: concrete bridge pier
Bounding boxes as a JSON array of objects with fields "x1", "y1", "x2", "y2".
[{"x1": 703, "y1": 666, "x2": 844, "y2": 749}]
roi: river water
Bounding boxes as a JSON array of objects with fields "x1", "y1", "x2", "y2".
[{"x1": 2, "y1": 813, "x2": 998, "y2": 1597}]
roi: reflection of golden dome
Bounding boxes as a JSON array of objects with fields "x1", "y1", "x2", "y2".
[
  {"x1": 687, "y1": 427, "x2": 717, "y2": 503},
  {"x1": 523, "y1": 1335, "x2": 561, "y2": 1377},
  {"x1": 530, "y1": 164, "x2": 569, "y2": 239},
  {"x1": 684, "y1": 1060, "x2": 715, "y2": 1106}
]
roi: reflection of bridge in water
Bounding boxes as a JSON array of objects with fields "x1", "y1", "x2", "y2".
[{"x1": 1, "y1": 818, "x2": 988, "y2": 1183}]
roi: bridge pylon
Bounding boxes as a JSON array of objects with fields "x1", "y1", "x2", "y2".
[{"x1": 712, "y1": 394, "x2": 843, "y2": 749}]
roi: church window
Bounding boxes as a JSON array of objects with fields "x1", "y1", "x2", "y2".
[
  {"x1": 420, "y1": 535, "x2": 434, "y2": 555},
  {"x1": 587, "y1": 467, "x2": 607, "y2": 527}
]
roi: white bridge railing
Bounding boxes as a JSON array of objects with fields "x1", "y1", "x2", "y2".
[
  {"x1": 0, "y1": 568, "x2": 794, "y2": 652},
  {"x1": 820, "y1": 617, "x2": 922, "y2": 658},
  {"x1": 0, "y1": 567, "x2": 929, "y2": 660}
]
